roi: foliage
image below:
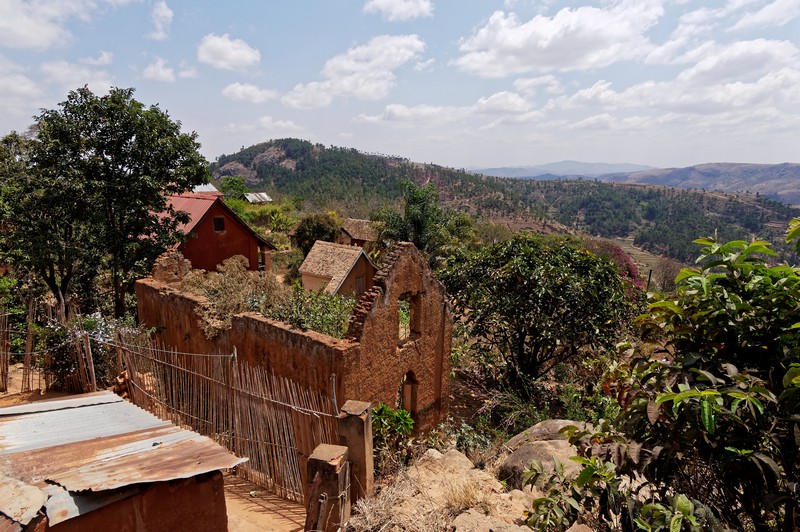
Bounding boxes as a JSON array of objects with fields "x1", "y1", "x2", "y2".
[
  {"x1": 0, "y1": 87, "x2": 208, "y2": 318},
  {"x1": 219, "y1": 175, "x2": 249, "y2": 200},
  {"x1": 372, "y1": 403, "x2": 414, "y2": 477},
  {"x1": 294, "y1": 212, "x2": 339, "y2": 256},
  {"x1": 374, "y1": 180, "x2": 474, "y2": 264},
  {"x1": 180, "y1": 255, "x2": 355, "y2": 339},
  {"x1": 602, "y1": 231, "x2": 800, "y2": 529},
  {"x1": 440, "y1": 233, "x2": 640, "y2": 384},
  {"x1": 581, "y1": 236, "x2": 644, "y2": 290},
  {"x1": 274, "y1": 285, "x2": 356, "y2": 339}
]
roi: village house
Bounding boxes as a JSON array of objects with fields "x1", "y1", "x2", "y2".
[
  {"x1": 0, "y1": 391, "x2": 244, "y2": 531},
  {"x1": 299, "y1": 240, "x2": 376, "y2": 296},
  {"x1": 167, "y1": 192, "x2": 276, "y2": 272},
  {"x1": 338, "y1": 218, "x2": 381, "y2": 247}
]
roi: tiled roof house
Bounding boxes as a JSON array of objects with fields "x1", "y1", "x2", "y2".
[{"x1": 298, "y1": 241, "x2": 376, "y2": 296}]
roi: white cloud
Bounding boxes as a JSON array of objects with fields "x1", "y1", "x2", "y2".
[
  {"x1": 0, "y1": 0, "x2": 135, "y2": 51},
  {"x1": 731, "y1": 0, "x2": 800, "y2": 30},
  {"x1": 142, "y1": 57, "x2": 175, "y2": 82},
  {"x1": 677, "y1": 39, "x2": 798, "y2": 85},
  {"x1": 452, "y1": 0, "x2": 664, "y2": 77},
  {"x1": 148, "y1": 1, "x2": 173, "y2": 41},
  {"x1": 513, "y1": 75, "x2": 563, "y2": 97},
  {"x1": 363, "y1": 0, "x2": 433, "y2": 21},
  {"x1": 197, "y1": 33, "x2": 261, "y2": 71},
  {"x1": 358, "y1": 90, "x2": 531, "y2": 125},
  {"x1": 40, "y1": 60, "x2": 113, "y2": 93},
  {"x1": 0, "y1": 55, "x2": 44, "y2": 119},
  {"x1": 224, "y1": 115, "x2": 301, "y2": 133},
  {"x1": 80, "y1": 51, "x2": 113, "y2": 66},
  {"x1": 283, "y1": 34, "x2": 425, "y2": 109},
  {"x1": 178, "y1": 61, "x2": 198, "y2": 78},
  {"x1": 222, "y1": 82, "x2": 278, "y2": 103}
]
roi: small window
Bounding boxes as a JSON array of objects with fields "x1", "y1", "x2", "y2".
[{"x1": 213, "y1": 216, "x2": 225, "y2": 232}]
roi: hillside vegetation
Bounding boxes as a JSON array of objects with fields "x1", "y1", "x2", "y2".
[{"x1": 212, "y1": 139, "x2": 800, "y2": 263}]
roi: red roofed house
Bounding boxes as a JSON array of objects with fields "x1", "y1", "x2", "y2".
[{"x1": 167, "y1": 192, "x2": 276, "y2": 272}]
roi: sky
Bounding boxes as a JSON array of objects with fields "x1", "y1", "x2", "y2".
[{"x1": 0, "y1": 0, "x2": 798, "y2": 169}]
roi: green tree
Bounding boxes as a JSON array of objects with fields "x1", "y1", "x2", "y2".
[
  {"x1": 439, "y1": 234, "x2": 638, "y2": 385},
  {"x1": 219, "y1": 175, "x2": 249, "y2": 200},
  {"x1": 294, "y1": 213, "x2": 339, "y2": 256},
  {"x1": 0, "y1": 87, "x2": 208, "y2": 318}
]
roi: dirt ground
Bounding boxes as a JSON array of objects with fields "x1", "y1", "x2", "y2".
[{"x1": 224, "y1": 474, "x2": 305, "y2": 532}]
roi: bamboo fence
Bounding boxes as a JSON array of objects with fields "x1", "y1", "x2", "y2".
[{"x1": 118, "y1": 335, "x2": 339, "y2": 502}]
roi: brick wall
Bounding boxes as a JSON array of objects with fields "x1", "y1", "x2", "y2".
[{"x1": 136, "y1": 243, "x2": 451, "y2": 431}]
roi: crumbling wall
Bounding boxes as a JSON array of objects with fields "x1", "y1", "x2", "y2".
[
  {"x1": 345, "y1": 243, "x2": 451, "y2": 431},
  {"x1": 136, "y1": 243, "x2": 451, "y2": 431}
]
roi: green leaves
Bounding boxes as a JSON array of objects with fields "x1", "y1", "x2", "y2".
[{"x1": 440, "y1": 233, "x2": 640, "y2": 383}]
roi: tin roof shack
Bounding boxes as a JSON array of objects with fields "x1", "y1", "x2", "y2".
[
  {"x1": 0, "y1": 391, "x2": 245, "y2": 531},
  {"x1": 168, "y1": 192, "x2": 276, "y2": 272},
  {"x1": 136, "y1": 242, "x2": 451, "y2": 432},
  {"x1": 338, "y1": 219, "x2": 381, "y2": 248},
  {"x1": 299, "y1": 241, "x2": 376, "y2": 296}
]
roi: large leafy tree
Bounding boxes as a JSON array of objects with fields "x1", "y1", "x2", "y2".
[
  {"x1": 0, "y1": 87, "x2": 208, "y2": 317},
  {"x1": 439, "y1": 234, "x2": 638, "y2": 384}
]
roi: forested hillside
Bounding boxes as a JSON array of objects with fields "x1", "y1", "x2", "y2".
[{"x1": 211, "y1": 139, "x2": 800, "y2": 263}]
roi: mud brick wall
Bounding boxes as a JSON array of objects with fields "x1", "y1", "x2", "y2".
[
  {"x1": 344, "y1": 243, "x2": 452, "y2": 430},
  {"x1": 136, "y1": 244, "x2": 451, "y2": 431}
]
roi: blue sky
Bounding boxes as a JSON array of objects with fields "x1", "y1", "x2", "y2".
[{"x1": 1, "y1": 0, "x2": 798, "y2": 169}]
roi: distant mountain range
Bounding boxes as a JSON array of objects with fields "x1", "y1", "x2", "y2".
[
  {"x1": 478, "y1": 162, "x2": 800, "y2": 204},
  {"x1": 476, "y1": 161, "x2": 654, "y2": 178}
]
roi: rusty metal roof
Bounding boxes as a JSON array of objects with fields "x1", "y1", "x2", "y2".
[{"x1": 0, "y1": 391, "x2": 246, "y2": 527}]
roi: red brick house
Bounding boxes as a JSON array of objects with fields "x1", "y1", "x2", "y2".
[{"x1": 167, "y1": 193, "x2": 276, "y2": 272}]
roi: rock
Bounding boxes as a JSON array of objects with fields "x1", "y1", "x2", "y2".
[
  {"x1": 497, "y1": 440, "x2": 581, "y2": 489},
  {"x1": 505, "y1": 420, "x2": 590, "y2": 451},
  {"x1": 452, "y1": 508, "x2": 529, "y2": 531}
]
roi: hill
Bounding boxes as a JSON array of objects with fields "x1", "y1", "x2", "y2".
[
  {"x1": 601, "y1": 162, "x2": 800, "y2": 204},
  {"x1": 211, "y1": 139, "x2": 800, "y2": 263}
]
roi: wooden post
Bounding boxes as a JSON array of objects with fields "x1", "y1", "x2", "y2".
[
  {"x1": 338, "y1": 400, "x2": 374, "y2": 502},
  {"x1": 306, "y1": 444, "x2": 349, "y2": 532}
]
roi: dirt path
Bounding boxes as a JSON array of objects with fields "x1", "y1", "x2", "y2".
[{"x1": 224, "y1": 473, "x2": 304, "y2": 532}]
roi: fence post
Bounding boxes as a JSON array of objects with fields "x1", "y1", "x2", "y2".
[
  {"x1": 338, "y1": 400, "x2": 374, "y2": 503},
  {"x1": 305, "y1": 444, "x2": 350, "y2": 532}
]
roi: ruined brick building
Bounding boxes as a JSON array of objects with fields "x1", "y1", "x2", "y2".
[{"x1": 136, "y1": 242, "x2": 451, "y2": 430}]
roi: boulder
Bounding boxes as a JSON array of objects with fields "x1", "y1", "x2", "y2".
[
  {"x1": 497, "y1": 440, "x2": 581, "y2": 489},
  {"x1": 451, "y1": 508, "x2": 529, "y2": 532},
  {"x1": 504, "y1": 419, "x2": 590, "y2": 451}
]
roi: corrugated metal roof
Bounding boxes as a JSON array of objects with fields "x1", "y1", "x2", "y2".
[
  {"x1": 192, "y1": 184, "x2": 221, "y2": 194},
  {"x1": 0, "y1": 473, "x2": 45, "y2": 525},
  {"x1": 244, "y1": 192, "x2": 272, "y2": 203},
  {"x1": 166, "y1": 193, "x2": 219, "y2": 234},
  {"x1": 0, "y1": 391, "x2": 246, "y2": 527}
]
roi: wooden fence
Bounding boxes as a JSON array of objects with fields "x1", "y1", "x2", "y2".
[{"x1": 118, "y1": 335, "x2": 340, "y2": 502}]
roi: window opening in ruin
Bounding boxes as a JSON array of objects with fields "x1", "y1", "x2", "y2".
[
  {"x1": 212, "y1": 216, "x2": 225, "y2": 232},
  {"x1": 397, "y1": 292, "x2": 422, "y2": 345},
  {"x1": 401, "y1": 371, "x2": 419, "y2": 417}
]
